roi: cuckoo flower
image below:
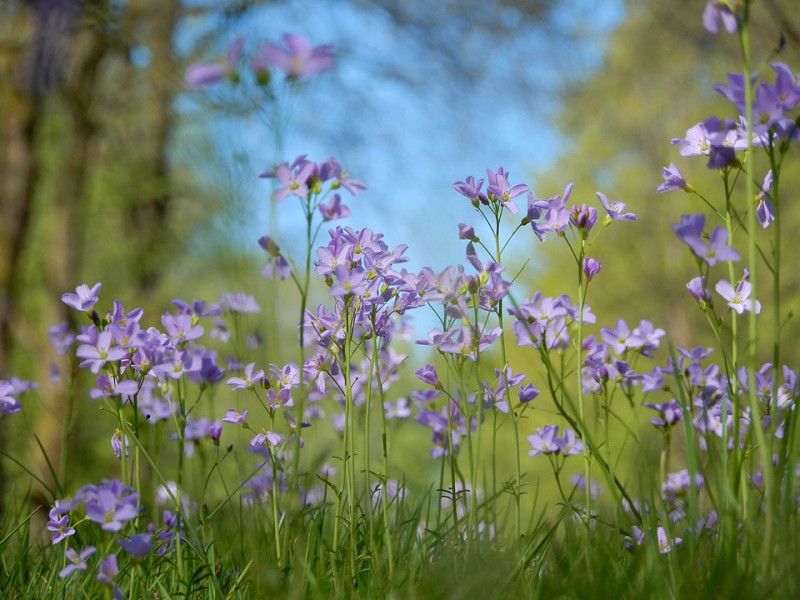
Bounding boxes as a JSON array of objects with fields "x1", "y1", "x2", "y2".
[
  {"x1": 756, "y1": 170, "x2": 775, "y2": 229},
  {"x1": 227, "y1": 363, "x2": 265, "y2": 390},
  {"x1": 597, "y1": 192, "x2": 637, "y2": 221},
  {"x1": 84, "y1": 486, "x2": 140, "y2": 532},
  {"x1": 0, "y1": 381, "x2": 21, "y2": 416},
  {"x1": 453, "y1": 175, "x2": 488, "y2": 206},
  {"x1": 76, "y1": 328, "x2": 128, "y2": 374},
  {"x1": 270, "y1": 160, "x2": 315, "y2": 203},
  {"x1": 257, "y1": 34, "x2": 333, "y2": 79},
  {"x1": 62, "y1": 282, "x2": 102, "y2": 311},
  {"x1": 527, "y1": 425, "x2": 560, "y2": 456},
  {"x1": 672, "y1": 214, "x2": 739, "y2": 265},
  {"x1": 319, "y1": 193, "x2": 351, "y2": 221},
  {"x1": 486, "y1": 167, "x2": 528, "y2": 214},
  {"x1": 185, "y1": 36, "x2": 244, "y2": 89},
  {"x1": 59, "y1": 546, "x2": 96, "y2": 578},
  {"x1": 657, "y1": 163, "x2": 692, "y2": 193},
  {"x1": 46, "y1": 510, "x2": 75, "y2": 544},
  {"x1": 702, "y1": 1, "x2": 738, "y2": 35},
  {"x1": 715, "y1": 279, "x2": 761, "y2": 314}
]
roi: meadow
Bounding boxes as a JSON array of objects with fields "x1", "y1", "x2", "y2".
[{"x1": 1, "y1": 1, "x2": 800, "y2": 598}]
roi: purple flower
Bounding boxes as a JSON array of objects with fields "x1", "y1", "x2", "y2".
[
  {"x1": 702, "y1": 1, "x2": 738, "y2": 34},
  {"x1": 715, "y1": 279, "x2": 761, "y2": 314},
  {"x1": 185, "y1": 36, "x2": 244, "y2": 88},
  {"x1": 111, "y1": 430, "x2": 129, "y2": 460},
  {"x1": 714, "y1": 72, "x2": 753, "y2": 114},
  {"x1": 75, "y1": 328, "x2": 128, "y2": 374},
  {"x1": 47, "y1": 510, "x2": 75, "y2": 544},
  {"x1": 59, "y1": 546, "x2": 96, "y2": 578},
  {"x1": 657, "y1": 163, "x2": 692, "y2": 193},
  {"x1": 161, "y1": 313, "x2": 204, "y2": 344},
  {"x1": 486, "y1": 167, "x2": 528, "y2": 214},
  {"x1": 258, "y1": 236, "x2": 291, "y2": 280},
  {"x1": 671, "y1": 214, "x2": 740, "y2": 265},
  {"x1": 251, "y1": 430, "x2": 282, "y2": 449},
  {"x1": 227, "y1": 363, "x2": 265, "y2": 391},
  {"x1": 84, "y1": 484, "x2": 139, "y2": 532},
  {"x1": 601, "y1": 319, "x2": 636, "y2": 356},
  {"x1": 458, "y1": 223, "x2": 476, "y2": 240},
  {"x1": 90, "y1": 375, "x2": 139, "y2": 400},
  {"x1": 220, "y1": 292, "x2": 260, "y2": 314},
  {"x1": 527, "y1": 425, "x2": 560, "y2": 456},
  {"x1": 0, "y1": 381, "x2": 22, "y2": 416},
  {"x1": 97, "y1": 553, "x2": 119, "y2": 584},
  {"x1": 556, "y1": 429, "x2": 583, "y2": 456},
  {"x1": 645, "y1": 399, "x2": 683, "y2": 428},
  {"x1": 329, "y1": 265, "x2": 367, "y2": 297},
  {"x1": 319, "y1": 156, "x2": 367, "y2": 195},
  {"x1": 319, "y1": 193, "x2": 351, "y2": 222},
  {"x1": 117, "y1": 533, "x2": 153, "y2": 557},
  {"x1": 657, "y1": 527, "x2": 681, "y2": 554},
  {"x1": 663, "y1": 469, "x2": 705, "y2": 501},
  {"x1": 624, "y1": 526, "x2": 644, "y2": 552},
  {"x1": 583, "y1": 257, "x2": 602, "y2": 281},
  {"x1": 271, "y1": 160, "x2": 315, "y2": 203},
  {"x1": 415, "y1": 364, "x2": 442, "y2": 389},
  {"x1": 171, "y1": 299, "x2": 221, "y2": 319},
  {"x1": 48, "y1": 321, "x2": 75, "y2": 355},
  {"x1": 518, "y1": 383, "x2": 540, "y2": 405},
  {"x1": 453, "y1": 175, "x2": 487, "y2": 206},
  {"x1": 570, "y1": 203, "x2": 598, "y2": 232},
  {"x1": 267, "y1": 387, "x2": 293, "y2": 409},
  {"x1": 61, "y1": 282, "x2": 102, "y2": 311},
  {"x1": 257, "y1": 34, "x2": 333, "y2": 79},
  {"x1": 597, "y1": 192, "x2": 636, "y2": 221},
  {"x1": 686, "y1": 276, "x2": 712, "y2": 303},
  {"x1": 756, "y1": 170, "x2": 775, "y2": 229},
  {"x1": 222, "y1": 408, "x2": 248, "y2": 425},
  {"x1": 384, "y1": 397, "x2": 412, "y2": 419},
  {"x1": 569, "y1": 474, "x2": 604, "y2": 500}
]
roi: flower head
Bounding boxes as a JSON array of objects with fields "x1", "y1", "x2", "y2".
[
  {"x1": 657, "y1": 163, "x2": 693, "y2": 193},
  {"x1": 62, "y1": 282, "x2": 102, "y2": 311},
  {"x1": 257, "y1": 34, "x2": 333, "y2": 79},
  {"x1": 185, "y1": 36, "x2": 244, "y2": 88},
  {"x1": 715, "y1": 279, "x2": 761, "y2": 314},
  {"x1": 59, "y1": 546, "x2": 96, "y2": 578},
  {"x1": 596, "y1": 192, "x2": 636, "y2": 221},
  {"x1": 702, "y1": 1, "x2": 738, "y2": 34}
]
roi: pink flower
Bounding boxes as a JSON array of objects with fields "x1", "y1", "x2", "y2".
[{"x1": 256, "y1": 34, "x2": 333, "y2": 79}]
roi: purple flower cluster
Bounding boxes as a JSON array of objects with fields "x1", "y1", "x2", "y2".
[
  {"x1": 508, "y1": 292, "x2": 595, "y2": 351},
  {"x1": 0, "y1": 378, "x2": 38, "y2": 416},
  {"x1": 262, "y1": 154, "x2": 366, "y2": 205},
  {"x1": 665, "y1": 62, "x2": 799, "y2": 179},
  {"x1": 48, "y1": 479, "x2": 156, "y2": 578},
  {"x1": 527, "y1": 425, "x2": 583, "y2": 457}
]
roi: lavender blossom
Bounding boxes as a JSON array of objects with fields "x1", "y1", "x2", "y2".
[
  {"x1": 702, "y1": 1, "x2": 738, "y2": 34},
  {"x1": 715, "y1": 279, "x2": 761, "y2": 314},
  {"x1": 527, "y1": 425, "x2": 560, "y2": 456},
  {"x1": 257, "y1": 34, "x2": 333, "y2": 80},
  {"x1": 596, "y1": 192, "x2": 637, "y2": 221},
  {"x1": 59, "y1": 546, "x2": 96, "y2": 578},
  {"x1": 61, "y1": 282, "x2": 102, "y2": 311},
  {"x1": 657, "y1": 163, "x2": 692, "y2": 193}
]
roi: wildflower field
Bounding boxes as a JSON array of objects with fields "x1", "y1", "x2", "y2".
[{"x1": 2, "y1": 1, "x2": 800, "y2": 598}]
